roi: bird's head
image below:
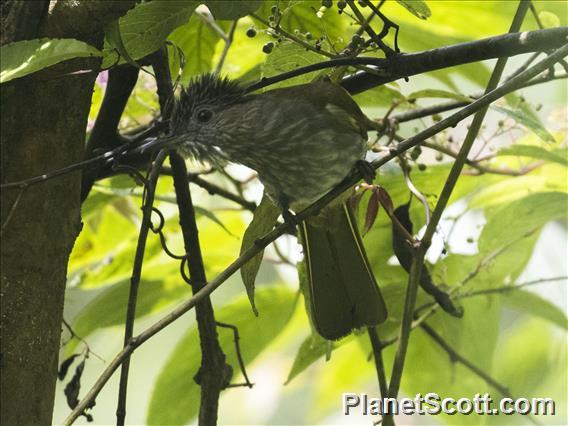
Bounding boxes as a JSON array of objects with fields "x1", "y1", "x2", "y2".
[{"x1": 136, "y1": 74, "x2": 248, "y2": 165}]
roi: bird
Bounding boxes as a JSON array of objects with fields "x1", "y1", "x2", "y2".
[{"x1": 137, "y1": 73, "x2": 387, "y2": 340}]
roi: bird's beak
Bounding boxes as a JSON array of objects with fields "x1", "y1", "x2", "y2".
[{"x1": 131, "y1": 135, "x2": 183, "y2": 155}]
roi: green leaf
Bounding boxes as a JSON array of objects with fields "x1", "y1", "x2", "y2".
[
  {"x1": 147, "y1": 286, "x2": 296, "y2": 425},
  {"x1": 492, "y1": 105, "x2": 556, "y2": 143},
  {"x1": 261, "y1": 41, "x2": 327, "y2": 89},
  {"x1": 285, "y1": 333, "x2": 330, "y2": 384},
  {"x1": 479, "y1": 192, "x2": 568, "y2": 253},
  {"x1": 497, "y1": 144, "x2": 568, "y2": 167},
  {"x1": 538, "y1": 11, "x2": 561, "y2": 28},
  {"x1": 502, "y1": 289, "x2": 568, "y2": 330},
  {"x1": 353, "y1": 83, "x2": 405, "y2": 108},
  {"x1": 396, "y1": 0, "x2": 432, "y2": 19},
  {"x1": 260, "y1": 1, "x2": 347, "y2": 43},
  {"x1": 406, "y1": 89, "x2": 472, "y2": 102},
  {"x1": 0, "y1": 38, "x2": 101, "y2": 83},
  {"x1": 239, "y1": 195, "x2": 280, "y2": 315},
  {"x1": 494, "y1": 319, "x2": 563, "y2": 407},
  {"x1": 103, "y1": 18, "x2": 142, "y2": 71},
  {"x1": 66, "y1": 265, "x2": 186, "y2": 354},
  {"x1": 90, "y1": 184, "x2": 234, "y2": 235},
  {"x1": 101, "y1": 0, "x2": 197, "y2": 68},
  {"x1": 204, "y1": 0, "x2": 262, "y2": 20},
  {"x1": 168, "y1": 12, "x2": 223, "y2": 84}
]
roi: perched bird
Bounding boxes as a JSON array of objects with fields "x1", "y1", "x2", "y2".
[{"x1": 138, "y1": 74, "x2": 387, "y2": 340}]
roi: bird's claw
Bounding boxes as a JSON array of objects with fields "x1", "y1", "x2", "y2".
[
  {"x1": 355, "y1": 160, "x2": 376, "y2": 184},
  {"x1": 282, "y1": 209, "x2": 298, "y2": 234}
]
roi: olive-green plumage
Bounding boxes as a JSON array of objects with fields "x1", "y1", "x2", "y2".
[{"x1": 140, "y1": 74, "x2": 387, "y2": 340}]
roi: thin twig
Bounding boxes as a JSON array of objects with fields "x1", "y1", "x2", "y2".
[
  {"x1": 160, "y1": 166, "x2": 257, "y2": 211},
  {"x1": 215, "y1": 321, "x2": 254, "y2": 388},
  {"x1": 420, "y1": 140, "x2": 544, "y2": 176},
  {"x1": 116, "y1": 149, "x2": 168, "y2": 426},
  {"x1": 420, "y1": 323, "x2": 512, "y2": 397},
  {"x1": 456, "y1": 276, "x2": 568, "y2": 300},
  {"x1": 196, "y1": 9, "x2": 230, "y2": 42},
  {"x1": 347, "y1": 0, "x2": 396, "y2": 56},
  {"x1": 399, "y1": 156, "x2": 430, "y2": 224},
  {"x1": 0, "y1": 186, "x2": 27, "y2": 237},
  {"x1": 216, "y1": 19, "x2": 239, "y2": 73},
  {"x1": 367, "y1": 327, "x2": 389, "y2": 399},
  {"x1": 61, "y1": 319, "x2": 105, "y2": 362}
]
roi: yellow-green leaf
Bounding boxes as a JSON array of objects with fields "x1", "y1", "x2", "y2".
[
  {"x1": 1, "y1": 38, "x2": 101, "y2": 83},
  {"x1": 239, "y1": 195, "x2": 279, "y2": 315}
]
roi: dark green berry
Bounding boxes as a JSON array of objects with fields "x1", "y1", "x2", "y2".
[
  {"x1": 351, "y1": 34, "x2": 362, "y2": 45},
  {"x1": 322, "y1": 0, "x2": 333, "y2": 7},
  {"x1": 271, "y1": 5, "x2": 278, "y2": 14},
  {"x1": 358, "y1": 0, "x2": 367, "y2": 6},
  {"x1": 418, "y1": 163, "x2": 427, "y2": 171},
  {"x1": 410, "y1": 146, "x2": 422, "y2": 160},
  {"x1": 246, "y1": 27, "x2": 257, "y2": 38},
  {"x1": 432, "y1": 113, "x2": 442, "y2": 122},
  {"x1": 337, "y1": 1, "x2": 346, "y2": 10},
  {"x1": 435, "y1": 153, "x2": 444, "y2": 162},
  {"x1": 305, "y1": 32, "x2": 313, "y2": 40},
  {"x1": 262, "y1": 42, "x2": 274, "y2": 54}
]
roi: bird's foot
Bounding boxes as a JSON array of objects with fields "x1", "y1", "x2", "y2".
[
  {"x1": 355, "y1": 160, "x2": 376, "y2": 184},
  {"x1": 282, "y1": 209, "x2": 298, "y2": 235}
]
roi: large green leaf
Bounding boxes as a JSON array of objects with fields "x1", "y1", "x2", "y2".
[
  {"x1": 239, "y1": 195, "x2": 279, "y2": 315},
  {"x1": 261, "y1": 41, "x2": 327, "y2": 88},
  {"x1": 479, "y1": 192, "x2": 568, "y2": 253},
  {"x1": 204, "y1": 0, "x2": 262, "y2": 20},
  {"x1": 401, "y1": 298, "x2": 501, "y2": 425},
  {"x1": 0, "y1": 38, "x2": 101, "y2": 83},
  {"x1": 497, "y1": 144, "x2": 568, "y2": 167},
  {"x1": 494, "y1": 318, "x2": 566, "y2": 421},
  {"x1": 502, "y1": 289, "x2": 568, "y2": 330},
  {"x1": 396, "y1": 0, "x2": 432, "y2": 20},
  {"x1": 492, "y1": 106, "x2": 556, "y2": 143},
  {"x1": 285, "y1": 333, "x2": 330, "y2": 384},
  {"x1": 168, "y1": 12, "x2": 224, "y2": 83},
  {"x1": 102, "y1": 0, "x2": 197, "y2": 68},
  {"x1": 66, "y1": 264, "x2": 186, "y2": 354},
  {"x1": 147, "y1": 286, "x2": 296, "y2": 425},
  {"x1": 353, "y1": 83, "x2": 405, "y2": 108}
]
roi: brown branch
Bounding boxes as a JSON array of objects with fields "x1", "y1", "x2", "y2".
[{"x1": 170, "y1": 152, "x2": 231, "y2": 425}]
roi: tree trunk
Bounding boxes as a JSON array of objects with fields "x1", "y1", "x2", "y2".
[{"x1": 0, "y1": 2, "x2": 134, "y2": 424}]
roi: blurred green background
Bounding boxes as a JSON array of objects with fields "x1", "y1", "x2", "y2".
[{"x1": 53, "y1": 1, "x2": 567, "y2": 424}]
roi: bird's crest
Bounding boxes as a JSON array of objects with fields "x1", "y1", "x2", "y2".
[{"x1": 176, "y1": 74, "x2": 246, "y2": 115}]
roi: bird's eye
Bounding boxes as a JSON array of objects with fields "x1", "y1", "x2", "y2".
[{"x1": 196, "y1": 108, "x2": 213, "y2": 123}]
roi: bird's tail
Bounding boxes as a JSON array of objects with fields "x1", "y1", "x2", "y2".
[{"x1": 300, "y1": 202, "x2": 387, "y2": 340}]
